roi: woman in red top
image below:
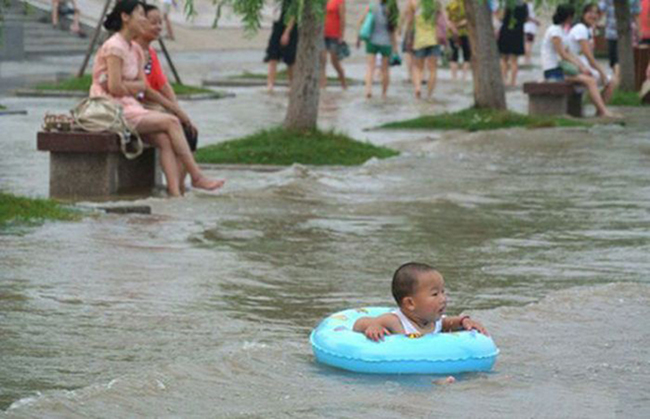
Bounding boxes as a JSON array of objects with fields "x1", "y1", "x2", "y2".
[
  {"x1": 641, "y1": 0, "x2": 650, "y2": 44},
  {"x1": 132, "y1": 3, "x2": 212, "y2": 195},
  {"x1": 321, "y1": 0, "x2": 348, "y2": 89}
]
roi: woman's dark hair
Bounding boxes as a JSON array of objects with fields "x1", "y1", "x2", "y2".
[
  {"x1": 104, "y1": 0, "x2": 145, "y2": 32},
  {"x1": 580, "y1": 2, "x2": 598, "y2": 25},
  {"x1": 381, "y1": 0, "x2": 400, "y2": 33},
  {"x1": 143, "y1": 3, "x2": 158, "y2": 14},
  {"x1": 552, "y1": 4, "x2": 575, "y2": 25}
]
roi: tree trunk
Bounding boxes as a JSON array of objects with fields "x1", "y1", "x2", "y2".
[
  {"x1": 283, "y1": 2, "x2": 323, "y2": 131},
  {"x1": 614, "y1": 0, "x2": 635, "y2": 91},
  {"x1": 463, "y1": 0, "x2": 506, "y2": 110}
]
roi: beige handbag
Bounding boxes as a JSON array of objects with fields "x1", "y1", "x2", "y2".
[{"x1": 71, "y1": 96, "x2": 143, "y2": 160}]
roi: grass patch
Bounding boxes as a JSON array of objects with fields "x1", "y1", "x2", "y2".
[
  {"x1": 34, "y1": 74, "x2": 213, "y2": 95},
  {"x1": 232, "y1": 70, "x2": 350, "y2": 83},
  {"x1": 195, "y1": 127, "x2": 399, "y2": 166},
  {"x1": 379, "y1": 107, "x2": 589, "y2": 132},
  {"x1": 609, "y1": 89, "x2": 648, "y2": 107},
  {"x1": 0, "y1": 192, "x2": 78, "y2": 227},
  {"x1": 0, "y1": 104, "x2": 6, "y2": 110}
]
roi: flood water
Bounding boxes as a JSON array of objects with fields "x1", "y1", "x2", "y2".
[{"x1": 2, "y1": 69, "x2": 650, "y2": 417}]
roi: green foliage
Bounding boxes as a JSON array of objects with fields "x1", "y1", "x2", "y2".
[
  {"x1": 0, "y1": 192, "x2": 77, "y2": 227},
  {"x1": 378, "y1": 107, "x2": 590, "y2": 131},
  {"x1": 609, "y1": 89, "x2": 648, "y2": 107},
  {"x1": 195, "y1": 127, "x2": 399, "y2": 166},
  {"x1": 33, "y1": 74, "x2": 213, "y2": 95},
  {"x1": 0, "y1": 104, "x2": 6, "y2": 110},
  {"x1": 188, "y1": 0, "x2": 327, "y2": 33}
]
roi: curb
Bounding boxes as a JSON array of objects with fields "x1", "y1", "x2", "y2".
[{"x1": 0, "y1": 109, "x2": 28, "y2": 116}]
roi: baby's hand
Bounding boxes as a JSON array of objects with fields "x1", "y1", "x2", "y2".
[
  {"x1": 364, "y1": 324, "x2": 391, "y2": 342},
  {"x1": 461, "y1": 318, "x2": 489, "y2": 336}
]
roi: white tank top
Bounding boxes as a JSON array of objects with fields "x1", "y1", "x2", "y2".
[{"x1": 391, "y1": 308, "x2": 443, "y2": 336}]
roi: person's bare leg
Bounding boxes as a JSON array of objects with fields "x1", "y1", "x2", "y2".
[
  {"x1": 164, "y1": 13, "x2": 175, "y2": 40},
  {"x1": 173, "y1": 155, "x2": 188, "y2": 195},
  {"x1": 381, "y1": 56, "x2": 390, "y2": 98},
  {"x1": 365, "y1": 54, "x2": 376, "y2": 98},
  {"x1": 509, "y1": 55, "x2": 519, "y2": 86},
  {"x1": 500, "y1": 56, "x2": 508, "y2": 84},
  {"x1": 138, "y1": 114, "x2": 224, "y2": 191},
  {"x1": 427, "y1": 56, "x2": 438, "y2": 98},
  {"x1": 404, "y1": 52, "x2": 413, "y2": 82},
  {"x1": 462, "y1": 62, "x2": 470, "y2": 81},
  {"x1": 573, "y1": 75, "x2": 617, "y2": 117},
  {"x1": 412, "y1": 57, "x2": 424, "y2": 98},
  {"x1": 601, "y1": 74, "x2": 618, "y2": 103},
  {"x1": 450, "y1": 61, "x2": 458, "y2": 80},
  {"x1": 524, "y1": 40, "x2": 532, "y2": 65},
  {"x1": 145, "y1": 133, "x2": 182, "y2": 196},
  {"x1": 267, "y1": 60, "x2": 278, "y2": 92},
  {"x1": 51, "y1": 0, "x2": 59, "y2": 27},
  {"x1": 287, "y1": 64, "x2": 294, "y2": 87},
  {"x1": 330, "y1": 51, "x2": 347, "y2": 90},
  {"x1": 320, "y1": 50, "x2": 328, "y2": 88}
]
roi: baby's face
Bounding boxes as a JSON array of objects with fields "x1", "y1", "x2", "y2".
[{"x1": 410, "y1": 271, "x2": 447, "y2": 323}]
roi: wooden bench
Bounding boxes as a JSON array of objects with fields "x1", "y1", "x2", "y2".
[
  {"x1": 37, "y1": 131, "x2": 162, "y2": 199},
  {"x1": 523, "y1": 81, "x2": 584, "y2": 118}
]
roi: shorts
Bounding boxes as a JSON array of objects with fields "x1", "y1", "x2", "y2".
[
  {"x1": 544, "y1": 67, "x2": 565, "y2": 81},
  {"x1": 324, "y1": 37, "x2": 339, "y2": 53},
  {"x1": 366, "y1": 42, "x2": 392, "y2": 57},
  {"x1": 413, "y1": 45, "x2": 441, "y2": 59},
  {"x1": 641, "y1": 38, "x2": 650, "y2": 45},
  {"x1": 607, "y1": 39, "x2": 618, "y2": 68},
  {"x1": 448, "y1": 36, "x2": 471, "y2": 63},
  {"x1": 525, "y1": 33, "x2": 535, "y2": 43}
]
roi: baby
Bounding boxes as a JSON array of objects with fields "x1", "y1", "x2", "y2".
[{"x1": 353, "y1": 262, "x2": 488, "y2": 341}]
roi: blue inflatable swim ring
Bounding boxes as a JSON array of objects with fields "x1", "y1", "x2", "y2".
[{"x1": 310, "y1": 307, "x2": 499, "y2": 374}]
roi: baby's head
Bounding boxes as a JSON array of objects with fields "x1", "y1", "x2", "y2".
[{"x1": 392, "y1": 262, "x2": 447, "y2": 322}]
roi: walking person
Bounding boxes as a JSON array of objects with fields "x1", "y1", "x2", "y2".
[
  {"x1": 598, "y1": 0, "x2": 642, "y2": 78},
  {"x1": 405, "y1": 0, "x2": 446, "y2": 98},
  {"x1": 161, "y1": 0, "x2": 175, "y2": 40},
  {"x1": 264, "y1": 0, "x2": 298, "y2": 92},
  {"x1": 523, "y1": 0, "x2": 540, "y2": 65},
  {"x1": 497, "y1": 0, "x2": 528, "y2": 86},
  {"x1": 321, "y1": 0, "x2": 348, "y2": 89},
  {"x1": 91, "y1": 0, "x2": 224, "y2": 197},
  {"x1": 358, "y1": 0, "x2": 399, "y2": 98},
  {"x1": 445, "y1": 0, "x2": 471, "y2": 81}
]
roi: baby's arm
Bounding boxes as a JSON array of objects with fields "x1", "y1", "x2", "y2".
[
  {"x1": 353, "y1": 314, "x2": 401, "y2": 342},
  {"x1": 443, "y1": 315, "x2": 489, "y2": 336}
]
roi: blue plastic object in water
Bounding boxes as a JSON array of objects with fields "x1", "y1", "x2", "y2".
[{"x1": 310, "y1": 307, "x2": 500, "y2": 374}]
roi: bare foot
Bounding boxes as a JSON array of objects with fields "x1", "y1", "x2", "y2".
[
  {"x1": 192, "y1": 177, "x2": 225, "y2": 191},
  {"x1": 365, "y1": 91, "x2": 372, "y2": 99},
  {"x1": 415, "y1": 90, "x2": 421, "y2": 99},
  {"x1": 433, "y1": 376, "x2": 456, "y2": 385}
]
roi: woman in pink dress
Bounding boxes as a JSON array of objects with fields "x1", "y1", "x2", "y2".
[{"x1": 90, "y1": 0, "x2": 224, "y2": 197}]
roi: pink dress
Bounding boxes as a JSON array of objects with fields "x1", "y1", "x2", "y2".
[{"x1": 90, "y1": 33, "x2": 151, "y2": 129}]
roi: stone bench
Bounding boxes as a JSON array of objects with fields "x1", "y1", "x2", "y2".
[
  {"x1": 523, "y1": 81, "x2": 584, "y2": 118},
  {"x1": 37, "y1": 131, "x2": 161, "y2": 199}
]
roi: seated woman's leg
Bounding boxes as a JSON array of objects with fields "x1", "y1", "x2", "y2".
[
  {"x1": 137, "y1": 112, "x2": 225, "y2": 191},
  {"x1": 144, "y1": 132, "x2": 181, "y2": 196},
  {"x1": 571, "y1": 74, "x2": 616, "y2": 117}
]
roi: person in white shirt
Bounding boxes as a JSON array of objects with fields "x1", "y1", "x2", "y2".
[
  {"x1": 567, "y1": 3, "x2": 618, "y2": 103},
  {"x1": 541, "y1": 4, "x2": 620, "y2": 118},
  {"x1": 523, "y1": 0, "x2": 540, "y2": 65}
]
